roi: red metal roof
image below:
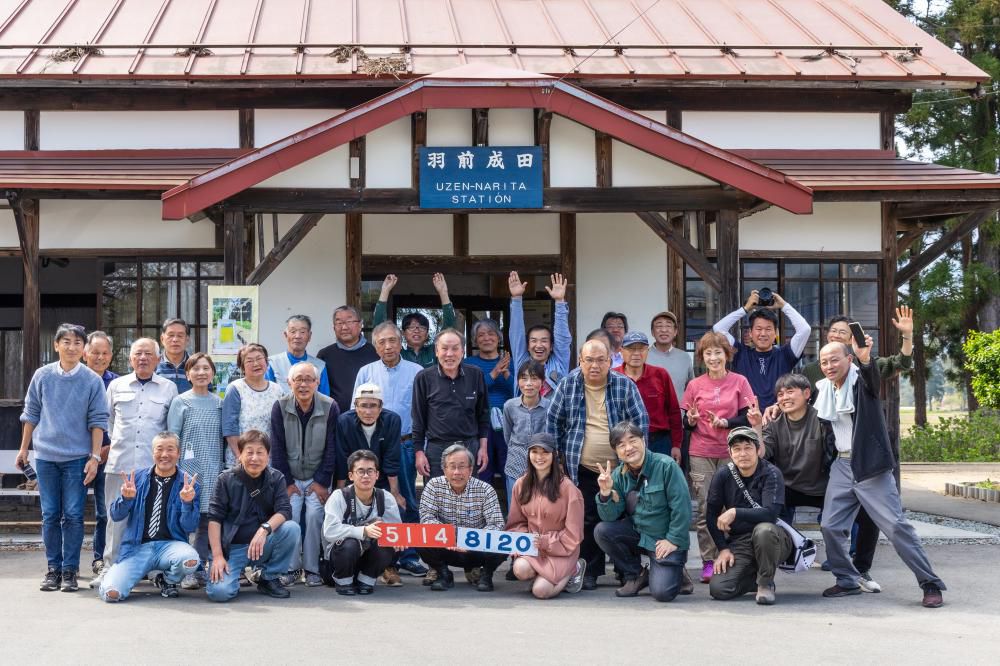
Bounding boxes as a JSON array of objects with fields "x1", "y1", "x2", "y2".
[
  {"x1": 0, "y1": 0, "x2": 986, "y2": 86},
  {"x1": 159, "y1": 64, "x2": 814, "y2": 219}
]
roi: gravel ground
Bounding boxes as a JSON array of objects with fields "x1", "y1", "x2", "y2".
[{"x1": 904, "y1": 510, "x2": 1000, "y2": 541}]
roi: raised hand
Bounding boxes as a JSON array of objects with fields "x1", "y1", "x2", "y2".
[
  {"x1": 770, "y1": 292, "x2": 787, "y2": 310},
  {"x1": 120, "y1": 471, "x2": 137, "y2": 499},
  {"x1": 493, "y1": 351, "x2": 511, "y2": 379},
  {"x1": 892, "y1": 305, "x2": 914, "y2": 336},
  {"x1": 508, "y1": 270, "x2": 527, "y2": 298},
  {"x1": 431, "y1": 273, "x2": 449, "y2": 297},
  {"x1": 747, "y1": 397, "x2": 762, "y2": 430},
  {"x1": 545, "y1": 273, "x2": 568, "y2": 302},
  {"x1": 379, "y1": 274, "x2": 398, "y2": 301},
  {"x1": 597, "y1": 460, "x2": 614, "y2": 496},
  {"x1": 853, "y1": 334, "x2": 873, "y2": 365},
  {"x1": 685, "y1": 403, "x2": 700, "y2": 427},
  {"x1": 743, "y1": 290, "x2": 760, "y2": 312},
  {"x1": 707, "y1": 411, "x2": 728, "y2": 430},
  {"x1": 179, "y1": 472, "x2": 198, "y2": 504}
]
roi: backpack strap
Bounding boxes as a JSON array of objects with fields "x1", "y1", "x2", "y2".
[
  {"x1": 727, "y1": 462, "x2": 762, "y2": 510},
  {"x1": 342, "y1": 485, "x2": 356, "y2": 524}
]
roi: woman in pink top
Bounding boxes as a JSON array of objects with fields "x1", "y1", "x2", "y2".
[
  {"x1": 506, "y1": 433, "x2": 586, "y2": 599},
  {"x1": 681, "y1": 332, "x2": 756, "y2": 584}
]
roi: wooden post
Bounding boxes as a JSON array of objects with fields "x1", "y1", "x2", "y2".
[
  {"x1": 223, "y1": 209, "x2": 246, "y2": 285},
  {"x1": 242, "y1": 212, "x2": 256, "y2": 279},
  {"x1": 238, "y1": 109, "x2": 254, "y2": 150},
  {"x1": 716, "y1": 210, "x2": 740, "y2": 316},
  {"x1": 535, "y1": 110, "x2": 552, "y2": 188},
  {"x1": 453, "y1": 214, "x2": 469, "y2": 256},
  {"x1": 345, "y1": 213, "x2": 362, "y2": 310},
  {"x1": 595, "y1": 132, "x2": 612, "y2": 188},
  {"x1": 880, "y1": 202, "x2": 901, "y2": 461},
  {"x1": 24, "y1": 110, "x2": 39, "y2": 150},
  {"x1": 560, "y1": 213, "x2": 577, "y2": 367},
  {"x1": 472, "y1": 108, "x2": 489, "y2": 146},
  {"x1": 668, "y1": 213, "x2": 686, "y2": 344},
  {"x1": 879, "y1": 111, "x2": 894, "y2": 153},
  {"x1": 10, "y1": 193, "x2": 39, "y2": 394},
  {"x1": 411, "y1": 112, "x2": 426, "y2": 189}
]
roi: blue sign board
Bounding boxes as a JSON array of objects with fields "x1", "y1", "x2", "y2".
[{"x1": 419, "y1": 146, "x2": 543, "y2": 209}]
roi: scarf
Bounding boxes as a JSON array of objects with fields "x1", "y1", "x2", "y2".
[{"x1": 814, "y1": 364, "x2": 858, "y2": 422}]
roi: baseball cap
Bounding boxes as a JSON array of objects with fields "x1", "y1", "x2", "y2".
[
  {"x1": 352, "y1": 382, "x2": 383, "y2": 403},
  {"x1": 621, "y1": 331, "x2": 650, "y2": 347},
  {"x1": 727, "y1": 426, "x2": 760, "y2": 447},
  {"x1": 650, "y1": 311, "x2": 678, "y2": 327},
  {"x1": 526, "y1": 432, "x2": 557, "y2": 453}
]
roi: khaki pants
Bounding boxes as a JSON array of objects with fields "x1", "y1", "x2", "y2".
[
  {"x1": 689, "y1": 455, "x2": 728, "y2": 562},
  {"x1": 709, "y1": 523, "x2": 793, "y2": 600}
]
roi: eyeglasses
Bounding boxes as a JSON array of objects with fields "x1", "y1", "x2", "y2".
[
  {"x1": 580, "y1": 357, "x2": 609, "y2": 365},
  {"x1": 404, "y1": 325, "x2": 428, "y2": 333},
  {"x1": 352, "y1": 468, "x2": 378, "y2": 477},
  {"x1": 335, "y1": 319, "x2": 361, "y2": 328},
  {"x1": 445, "y1": 463, "x2": 470, "y2": 471},
  {"x1": 291, "y1": 376, "x2": 317, "y2": 384}
]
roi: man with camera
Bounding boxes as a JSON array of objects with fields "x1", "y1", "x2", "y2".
[{"x1": 712, "y1": 289, "x2": 810, "y2": 409}]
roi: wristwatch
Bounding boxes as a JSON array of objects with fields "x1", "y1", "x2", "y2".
[
  {"x1": 89, "y1": 453, "x2": 101, "y2": 463},
  {"x1": 261, "y1": 522, "x2": 272, "y2": 535}
]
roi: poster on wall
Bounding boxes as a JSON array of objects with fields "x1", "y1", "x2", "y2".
[
  {"x1": 211, "y1": 357, "x2": 240, "y2": 399},
  {"x1": 208, "y1": 285, "x2": 259, "y2": 356}
]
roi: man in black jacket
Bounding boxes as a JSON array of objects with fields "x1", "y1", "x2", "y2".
[
  {"x1": 206, "y1": 430, "x2": 299, "y2": 602},
  {"x1": 816, "y1": 337, "x2": 945, "y2": 608}
]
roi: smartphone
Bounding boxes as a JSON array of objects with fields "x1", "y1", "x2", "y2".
[{"x1": 849, "y1": 322, "x2": 868, "y2": 348}]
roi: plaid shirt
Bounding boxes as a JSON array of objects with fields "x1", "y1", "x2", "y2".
[
  {"x1": 419, "y1": 476, "x2": 504, "y2": 530},
  {"x1": 546, "y1": 368, "x2": 649, "y2": 485}
]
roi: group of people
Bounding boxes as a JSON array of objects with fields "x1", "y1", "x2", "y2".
[{"x1": 16, "y1": 272, "x2": 945, "y2": 608}]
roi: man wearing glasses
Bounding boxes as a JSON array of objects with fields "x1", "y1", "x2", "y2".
[
  {"x1": 547, "y1": 338, "x2": 648, "y2": 590},
  {"x1": 317, "y1": 305, "x2": 380, "y2": 414},
  {"x1": 373, "y1": 273, "x2": 456, "y2": 368},
  {"x1": 269, "y1": 362, "x2": 340, "y2": 588}
]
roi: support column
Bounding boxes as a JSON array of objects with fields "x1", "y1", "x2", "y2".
[
  {"x1": 560, "y1": 213, "x2": 577, "y2": 366},
  {"x1": 715, "y1": 210, "x2": 740, "y2": 316},
  {"x1": 880, "y1": 203, "x2": 901, "y2": 462},
  {"x1": 10, "y1": 193, "x2": 40, "y2": 393},
  {"x1": 668, "y1": 213, "x2": 686, "y2": 343},
  {"x1": 346, "y1": 213, "x2": 362, "y2": 310},
  {"x1": 223, "y1": 209, "x2": 247, "y2": 285}
]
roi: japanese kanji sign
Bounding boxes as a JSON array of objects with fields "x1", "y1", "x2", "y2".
[{"x1": 419, "y1": 146, "x2": 543, "y2": 209}]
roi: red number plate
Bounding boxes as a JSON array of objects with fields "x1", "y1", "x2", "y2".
[{"x1": 377, "y1": 523, "x2": 456, "y2": 548}]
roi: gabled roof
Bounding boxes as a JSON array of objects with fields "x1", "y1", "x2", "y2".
[
  {"x1": 0, "y1": 0, "x2": 986, "y2": 87},
  {"x1": 160, "y1": 64, "x2": 814, "y2": 219}
]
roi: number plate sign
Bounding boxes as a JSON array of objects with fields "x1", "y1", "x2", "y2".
[
  {"x1": 457, "y1": 528, "x2": 538, "y2": 556},
  {"x1": 377, "y1": 523, "x2": 456, "y2": 549}
]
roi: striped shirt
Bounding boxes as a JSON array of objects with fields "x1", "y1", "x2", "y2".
[{"x1": 418, "y1": 476, "x2": 504, "y2": 531}]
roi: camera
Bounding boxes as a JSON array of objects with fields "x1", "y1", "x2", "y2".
[{"x1": 756, "y1": 287, "x2": 775, "y2": 308}]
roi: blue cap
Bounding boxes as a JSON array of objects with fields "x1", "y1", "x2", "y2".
[{"x1": 621, "y1": 331, "x2": 650, "y2": 347}]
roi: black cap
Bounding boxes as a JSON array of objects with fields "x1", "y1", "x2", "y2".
[{"x1": 527, "y1": 432, "x2": 557, "y2": 453}]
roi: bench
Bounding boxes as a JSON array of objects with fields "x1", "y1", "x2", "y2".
[{"x1": 0, "y1": 450, "x2": 35, "y2": 494}]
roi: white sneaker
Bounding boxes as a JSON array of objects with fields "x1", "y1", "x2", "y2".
[
  {"x1": 564, "y1": 557, "x2": 586, "y2": 594},
  {"x1": 858, "y1": 571, "x2": 882, "y2": 593},
  {"x1": 88, "y1": 569, "x2": 105, "y2": 590},
  {"x1": 180, "y1": 573, "x2": 201, "y2": 590},
  {"x1": 279, "y1": 569, "x2": 302, "y2": 587}
]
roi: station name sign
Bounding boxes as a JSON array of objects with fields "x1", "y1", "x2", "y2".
[{"x1": 419, "y1": 146, "x2": 543, "y2": 209}]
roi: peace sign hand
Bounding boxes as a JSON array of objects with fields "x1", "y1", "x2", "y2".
[
  {"x1": 179, "y1": 472, "x2": 198, "y2": 504},
  {"x1": 747, "y1": 397, "x2": 762, "y2": 430},
  {"x1": 120, "y1": 471, "x2": 137, "y2": 499},
  {"x1": 597, "y1": 460, "x2": 615, "y2": 497},
  {"x1": 685, "y1": 403, "x2": 700, "y2": 427}
]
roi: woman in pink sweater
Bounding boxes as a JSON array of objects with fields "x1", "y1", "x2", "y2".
[{"x1": 506, "y1": 433, "x2": 586, "y2": 599}]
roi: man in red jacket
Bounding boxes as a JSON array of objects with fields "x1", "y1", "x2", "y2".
[{"x1": 613, "y1": 332, "x2": 683, "y2": 463}]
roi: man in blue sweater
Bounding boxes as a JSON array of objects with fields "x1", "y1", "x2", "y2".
[
  {"x1": 18, "y1": 323, "x2": 109, "y2": 593},
  {"x1": 98, "y1": 432, "x2": 200, "y2": 601}
]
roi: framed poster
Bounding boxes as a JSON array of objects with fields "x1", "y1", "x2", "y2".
[{"x1": 208, "y1": 285, "x2": 259, "y2": 355}]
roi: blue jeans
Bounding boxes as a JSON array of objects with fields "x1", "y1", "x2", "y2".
[
  {"x1": 505, "y1": 474, "x2": 518, "y2": 509},
  {"x1": 89, "y1": 463, "x2": 107, "y2": 563},
  {"x1": 99, "y1": 540, "x2": 199, "y2": 602},
  {"x1": 594, "y1": 519, "x2": 688, "y2": 602},
  {"x1": 35, "y1": 457, "x2": 89, "y2": 572},
  {"x1": 205, "y1": 521, "x2": 300, "y2": 602},
  {"x1": 395, "y1": 439, "x2": 420, "y2": 567},
  {"x1": 288, "y1": 480, "x2": 324, "y2": 574}
]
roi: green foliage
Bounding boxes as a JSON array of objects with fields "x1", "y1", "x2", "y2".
[
  {"x1": 963, "y1": 329, "x2": 1000, "y2": 409},
  {"x1": 901, "y1": 411, "x2": 1000, "y2": 461}
]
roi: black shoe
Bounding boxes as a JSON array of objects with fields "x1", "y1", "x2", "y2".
[
  {"x1": 822, "y1": 584, "x2": 862, "y2": 598},
  {"x1": 335, "y1": 583, "x2": 356, "y2": 596},
  {"x1": 430, "y1": 568, "x2": 454, "y2": 591},
  {"x1": 505, "y1": 567, "x2": 519, "y2": 582},
  {"x1": 476, "y1": 571, "x2": 495, "y2": 592},
  {"x1": 40, "y1": 569, "x2": 61, "y2": 592},
  {"x1": 356, "y1": 582, "x2": 374, "y2": 595},
  {"x1": 153, "y1": 573, "x2": 179, "y2": 599},
  {"x1": 581, "y1": 576, "x2": 598, "y2": 591},
  {"x1": 61, "y1": 569, "x2": 79, "y2": 592},
  {"x1": 922, "y1": 584, "x2": 944, "y2": 608},
  {"x1": 257, "y1": 578, "x2": 291, "y2": 599}
]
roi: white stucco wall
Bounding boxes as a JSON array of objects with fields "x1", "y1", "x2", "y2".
[
  {"x1": 488, "y1": 109, "x2": 535, "y2": 147},
  {"x1": 427, "y1": 109, "x2": 472, "y2": 146},
  {"x1": 253, "y1": 108, "x2": 349, "y2": 188},
  {"x1": 612, "y1": 140, "x2": 716, "y2": 187},
  {"x1": 365, "y1": 117, "x2": 412, "y2": 188},
  {"x1": 741, "y1": 202, "x2": 882, "y2": 251},
  {"x1": 0, "y1": 111, "x2": 24, "y2": 149},
  {"x1": 550, "y1": 115, "x2": 596, "y2": 187},
  {"x1": 40, "y1": 111, "x2": 240, "y2": 150},
  {"x1": 681, "y1": 112, "x2": 881, "y2": 150},
  {"x1": 38, "y1": 200, "x2": 216, "y2": 249},
  {"x1": 468, "y1": 214, "x2": 560, "y2": 255},
  {"x1": 576, "y1": 213, "x2": 668, "y2": 339},
  {"x1": 0, "y1": 209, "x2": 17, "y2": 246},
  {"x1": 362, "y1": 214, "x2": 453, "y2": 255}
]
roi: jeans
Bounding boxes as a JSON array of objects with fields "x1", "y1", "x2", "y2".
[
  {"x1": 288, "y1": 479, "x2": 324, "y2": 574},
  {"x1": 35, "y1": 457, "x2": 89, "y2": 572},
  {"x1": 505, "y1": 475, "x2": 518, "y2": 509},
  {"x1": 577, "y1": 466, "x2": 607, "y2": 579},
  {"x1": 99, "y1": 540, "x2": 199, "y2": 602},
  {"x1": 89, "y1": 463, "x2": 107, "y2": 563},
  {"x1": 648, "y1": 431, "x2": 672, "y2": 456},
  {"x1": 394, "y1": 439, "x2": 420, "y2": 567},
  {"x1": 594, "y1": 519, "x2": 688, "y2": 602},
  {"x1": 206, "y1": 521, "x2": 300, "y2": 602},
  {"x1": 709, "y1": 523, "x2": 793, "y2": 600},
  {"x1": 323, "y1": 538, "x2": 394, "y2": 586}
]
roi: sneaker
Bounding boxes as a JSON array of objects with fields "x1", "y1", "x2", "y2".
[
  {"x1": 679, "y1": 568, "x2": 695, "y2": 595},
  {"x1": 305, "y1": 572, "x2": 324, "y2": 588},
  {"x1": 278, "y1": 569, "x2": 302, "y2": 587},
  {"x1": 379, "y1": 567, "x2": 403, "y2": 587},
  {"x1": 89, "y1": 568, "x2": 106, "y2": 590},
  {"x1": 180, "y1": 573, "x2": 201, "y2": 590},
  {"x1": 61, "y1": 570, "x2": 79, "y2": 593},
  {"x1": 615, "y1": 567, "x2": 649, "y2": 598},
  {"x1": 756, "y1": 583, "x2": 776, "y2": 605},
  {"x1": 153, "y1": 574, "x2": 179, "y2": 599},
  {"x1": 244, "y1": 566, "x2": 261, "y2": 585},
  {"x1": 700, "y1": 561, "x2": 713, "y2": 583},
  {"x1": 922, "y1": 584, "x2": 944, "y2": 608},
  {"x1": 564, "y1": 558, "x2": 586, "y2": 594},
  {"x1": 357, "y1": 582, "x2": 374, "y2": 595},
  {"x1": 430, "y1": 568, "x2": 454, "y2": 591},
  {"x1": 464, "y1": 567, "x2": 482, "y2": 585},
  {"x1": 581, "y1": 576, "x2": 598, "y2": 591},
  {"x1": 257, "y1": 578, "x2": 291, "y2": 599},
  {"x1": 858, "y1": 571, "x2": 882, "y2": 593},
  {"x1": 476, "y1": 571, "x2": 495, "y2": 592},
  {"x1": 398, "y1": 560, "x2": 429, "y2": 577},
  {"x1": 40, "y1": 569, "x2": 62, "y2": 592},
  {"x1": 422, "y1": 569, "x2": 438, "y2": 586},
  {"x1": 91, "y1": 559, "x2": 104, "y2": 576},
  {"x1": 822, "y1": 584, "x2": 862, "y2": 598}
]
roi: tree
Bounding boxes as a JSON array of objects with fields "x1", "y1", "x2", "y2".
[{"x1": 964, "y1": 329, "x2": 1000, "y2": 410}]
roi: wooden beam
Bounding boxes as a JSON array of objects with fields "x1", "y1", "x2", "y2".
[
  {"x1": 896, "y1": 228, "x2": 924, "y2": 257},
  {"x1": 472, "y1": 108, "x2": 488, "y2": 146},
  {"x1": 411, "y1": 111, "x2": 426, "y2": 190},
  {"x1": 238, "y1": 108, "x2": 254, "y2": 149},
  {"x1": 729, "y1": 249, "x2": 881, "y2": 260},
  {"x1": 816, "y1": 190, "x2": 1000, "y2": 204},
  {"x1": 560, "y1": 213, "x2": 577, "y2": 364},
  {"x1": 716, "y1": 210, "x2": 740, "y2": 315},
  {"x1": 696, "y1": 211, "x2": 710, "y2": 251},
  {"x1": 636, "y1": 212, "x2": 721, "y2": 292},
  {"x1": 0, "y1": 247, "x2": 220, "y2": 258},
  {"x1": 879, "y1": 111, "x2": 894, "y2": 152},
  {"x1": 453, "y1": 214, "x2": 469, "y2": 256},
  {"x1": 346, "y1": 213, "x2": 362, "y2": 309},
  {"x1": 223, "y1": 209, "x2": 246, "y2": 285},
  {"x1": 230, "y1": 186, "x2": 757, "y2": 214},
  {"x1": 895, "y1": 208, "x2": 998, "y2": 287},
  {"x1": 349, "y1": 136, "x2": 366, "y2": 189},
  {"x1": 23, "y1": 109, "x2": 39, "y2": 150},
  {"x1": 880, "y1": 202, "x2": 901, "y2": 458},
  {"x1": 363, "y1": 254, "x2": 561, "y2": 275},
  {"x1": 246, "y1": 213, "x2": 324, "y2": 286},
  {"x1": 9, "y1": 192, "x2": 39, "y2": 394},
  {"x1": 534, "y1": 109, "x2": 552, "y2": 188},
  {"x1": 595, "y1": 132, "x2": 612, "y2": 188},
  {"x1": 668, "y1": 213, "x2": 685, "y2": 343},
  {"x1": 666, "y1": 108, "x2": 682, "y2": 130},
  {"x1": 242, "y1": 212, "x2": 256, "y2": 279},
  {"x1": 895, "y1": 201, "x2": 987, "y2": 219}
]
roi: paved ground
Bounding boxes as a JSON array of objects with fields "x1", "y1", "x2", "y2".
[
  {"x1": 3, "y1": 541, "x2": 997, "y2": 665},
  {"x1": 901, "y1": 463, "x2": 1000, "y2": 526}
]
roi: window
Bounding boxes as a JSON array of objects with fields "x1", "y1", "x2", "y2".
[
  {"x1": 100, "y1": 259, "x2": 223, "y2": 370},
  {"x1": 684, "y1": 259, "x2": 880, "y2": 360}
]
